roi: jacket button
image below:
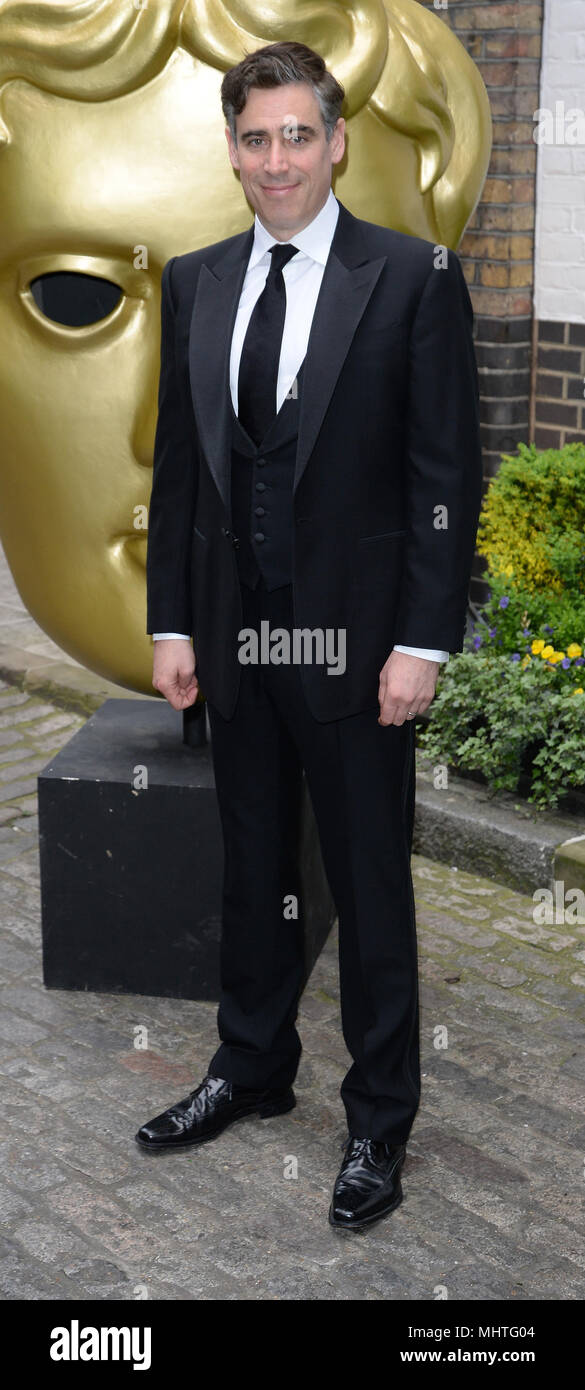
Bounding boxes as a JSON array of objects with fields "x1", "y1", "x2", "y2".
[
  {"x1": 257, "y1": 458, "x2": 266, "y2": 467},
  {"x1": 255, "y1": 481, "x2": 266, "y2": 492},
  {"x1": 255, "y1": 506, "x2": 265, "y2": 516},
  {"x1": 254, "y1": 532, "x2": 265, "y2": 543}
]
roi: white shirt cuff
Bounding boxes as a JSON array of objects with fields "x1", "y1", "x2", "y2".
[
  {"x1": 152, "y1": 632, "x2": 191, "y2": 640},
  {"x1": 393, "y1": 645, "x2": 449, "y2": 662}
]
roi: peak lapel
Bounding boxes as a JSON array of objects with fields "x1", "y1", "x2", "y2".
[
  {"x1": 293, "y1": 251, "x2": 387, "y2": 494},
  {"x1": 293, "y1": 200, "x2": 387, "y2": 493},
  {"x1": 188, "y1": 228, "x2": 253, "y2": 511}
]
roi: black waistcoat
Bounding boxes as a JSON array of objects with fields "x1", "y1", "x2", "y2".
[{"x1": 230, "y1": 357, "x2": 306, "y2": 590}]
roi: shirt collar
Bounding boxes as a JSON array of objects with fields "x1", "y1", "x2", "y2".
[{"x1": 248, "y1": 187, "x2": 339, "y2": 270}]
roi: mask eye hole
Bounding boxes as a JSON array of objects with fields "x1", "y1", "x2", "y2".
[{"x1": 29, "y1": 271, "x2": 123, "y2": 327}]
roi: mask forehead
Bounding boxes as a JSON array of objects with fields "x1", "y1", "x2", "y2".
[{"x1": 0, "y1": 50, "x2": 248, "y2": 265}]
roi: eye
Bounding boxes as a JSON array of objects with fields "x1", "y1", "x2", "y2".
[{"x1": 29, "y1": 271, "x2": 123, "y2": 327}]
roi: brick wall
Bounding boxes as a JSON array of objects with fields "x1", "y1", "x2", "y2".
[
  {"x1": 421, "y1": 0, "x2": 545, "y2": 604},
  {"x1": 535, "y1": 322, "x2": 585, "y2": 447},
  {"x1": 533, "y1": 0, "x2": 585, "y2": 448}
]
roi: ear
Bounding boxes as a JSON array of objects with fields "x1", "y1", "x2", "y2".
[
  {"x1": 330, "y1": 117, "x2": 346, "y2": 165},
  {"x1": 225, "y1": 126, "x2": 240, "y2": 170}
]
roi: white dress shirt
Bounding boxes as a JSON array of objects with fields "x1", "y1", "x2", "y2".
[{"x1": 154, "y1": 187, "x2": 448, "y2": 664}]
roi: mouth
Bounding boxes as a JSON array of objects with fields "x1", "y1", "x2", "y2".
[{"x1": 261, "y1": 184, "x2": 300, "y2": 196}]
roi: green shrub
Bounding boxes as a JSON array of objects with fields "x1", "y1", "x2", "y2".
[
  {"x1": 477, "y1": 440, "x2": 585, "y2": 598},
  {"x1": 471, "y1": 575, "x2": 585, "y2": 662},
  {"x1": 422, "y1": 441, "x2": 585, "y2": 808},
  {"x1": 419, "y1": 652, "x2": 585, "y2": 809}
]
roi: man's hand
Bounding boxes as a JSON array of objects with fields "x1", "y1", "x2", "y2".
[
  {"x1": 152, "y1": 638, "x2": 199, "y2": 711},
  {"x1": 378, "y1": 650, "x2": 440, "y2": 727}
]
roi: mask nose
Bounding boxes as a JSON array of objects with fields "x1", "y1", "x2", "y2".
[{"x1": 131, "y1": 372, "x2": 158, "y2": 472}]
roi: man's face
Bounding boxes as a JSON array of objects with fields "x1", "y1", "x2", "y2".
[{"x1": 225, "y1": 82, "x2": 345, "y2": 239}]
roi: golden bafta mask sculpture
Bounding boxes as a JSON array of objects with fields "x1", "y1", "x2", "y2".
[{"x1": 0, "y1": 0, "x2": 491, "y2": 695}]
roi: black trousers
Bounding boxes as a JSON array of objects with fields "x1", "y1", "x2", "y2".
[{"x1": 205, "y1": 576, "x2": 420, "y2": 1143}]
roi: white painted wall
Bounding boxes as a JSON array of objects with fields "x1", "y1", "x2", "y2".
[{"x1": 534, "y1": 0, "x2": 585, "y2": 322}]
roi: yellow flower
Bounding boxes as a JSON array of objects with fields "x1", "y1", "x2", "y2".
[
  {"x1": 573, "y1": 687, "x2": 584, "y2": 696},
  {"x1": 548, "y1": 651, "x2": 565, "y2": 664},
  {"x1": 521, "y1": 655, "x2": 531, "y2": 668},
  {"x1": 504, "y1": 564, "x2": 514, "y2": 576},
  {"x1": 531, "y1": 639, "x2": 545, "y2": 654},
  {"x1": 541, "y1": 645, "x2": 555, "y2": 660},
  {"x1": 567, "y1": 643, "x2": 583, "y2": 658}
]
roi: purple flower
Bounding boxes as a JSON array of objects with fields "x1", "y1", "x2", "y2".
[
  {"x1": 473, "y1": 634, "x2": 482, "y2": 650},
  {"x1": 543, "y1": 624, "x2": 554, "y2": 633},
  {"x1": 488, "y1": 628, "x2": 497, "y2": 639},
  {"x1": 575, "y1": 657, "x2": 585, "y2": 666},
  {"x1": 562, "y1": 658, "x2": 571, "y2": 669},
  {"x1": 522, "y1": 627, "x2": 531, "y2": 636},
  {"x1": 511, "y1": 653, "x2": 521, "y2": 662},
  {"x1": 499, "y1": 596, "x2": 510, "y2": 609}
]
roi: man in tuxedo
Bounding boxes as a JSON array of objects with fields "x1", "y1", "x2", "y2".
[{"x1": 138, "y1": 40, "x2": 483, "y2": 1231}]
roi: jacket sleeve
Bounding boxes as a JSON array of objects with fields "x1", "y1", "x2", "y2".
[
  {"x1": 146, "y1": 257, "x2": 198, "y2": 636},
  {"x1": 392, "y1": 249, "x2": 483, "y2": 652}
]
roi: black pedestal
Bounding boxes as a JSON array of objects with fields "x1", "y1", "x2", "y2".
[{"x1": 38, "y1": 699, "x2": 336, "y2": 1000}]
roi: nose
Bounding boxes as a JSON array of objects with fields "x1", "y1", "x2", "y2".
[{"x1": 263, "y1": 138, "x2": 290, "y2": 178}]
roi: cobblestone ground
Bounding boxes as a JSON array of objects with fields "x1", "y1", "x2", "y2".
[
  {"x1": 0, "y1": 677, "x2": 584, "y2": 1301},
  {"x1": 0, "y1": 544, "x2": 84, "y2": 673}
]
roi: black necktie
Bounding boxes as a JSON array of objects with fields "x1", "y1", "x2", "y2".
[{"x1": 237, "y1": 242, "x2": 299, "y2": 445}]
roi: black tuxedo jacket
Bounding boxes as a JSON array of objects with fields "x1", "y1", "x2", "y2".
[{"x1": 146, "y1": 199, "x2": 483, "y2": 722}]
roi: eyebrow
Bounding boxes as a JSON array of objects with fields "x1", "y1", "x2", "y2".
[{"x1": 239, "y1": 123, "x2": 318, "y2": 140}]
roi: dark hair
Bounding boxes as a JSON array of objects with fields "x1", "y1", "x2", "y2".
[{"x1": 221, "y1": 40, "x2": 345, "y2": 143}]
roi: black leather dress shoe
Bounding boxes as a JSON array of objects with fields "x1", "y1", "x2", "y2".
[
  {"x1": 329, "y1": 1136, "x2": 406, "y2": 1230},
  {"x1": 135, "y1": 1073, "x2": 295, "y2": 1151}
]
